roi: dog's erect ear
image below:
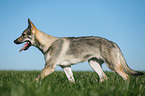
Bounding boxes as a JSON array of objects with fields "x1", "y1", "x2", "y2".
[{"x1": 28, "y1": 18, "x2": 36, "y2": 31}]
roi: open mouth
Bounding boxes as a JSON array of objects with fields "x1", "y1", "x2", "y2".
[{"x1": 19, "y1": 41, "x2": 31, "y2": 52}]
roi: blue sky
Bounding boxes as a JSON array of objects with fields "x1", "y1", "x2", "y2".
[{"x1": 0, "y1": 0, "x2": 145, "y2": 71}]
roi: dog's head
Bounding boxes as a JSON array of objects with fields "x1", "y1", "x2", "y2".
[{"x1": 14, "y1": 18, "x2": 36, "y2": 52}]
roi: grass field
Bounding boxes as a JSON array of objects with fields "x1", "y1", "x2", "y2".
[{"x1": 0, "y1": 71, "x2": 144, "y2": 96}]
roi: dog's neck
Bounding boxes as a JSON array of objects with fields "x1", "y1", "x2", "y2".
[{"x1": 33, "y1": 30, "x2": 58, "y2": 54}]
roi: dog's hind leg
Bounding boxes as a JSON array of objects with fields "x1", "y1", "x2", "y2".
[
  {"x1": 114, "y1": 65, "x2": 129, "y2": 80},
  {"x1": 104, "y1": 51, "x2": 129, "y2": 80},
  {"x1": 89, "y1": 59, "x2": 108, "y2": 82},
  {"x1": 105, "y1": 61, "x2": 129, "y2": 80},
  {"x1": 61, "y1": 66, "x2": 75, "y2": 83}
]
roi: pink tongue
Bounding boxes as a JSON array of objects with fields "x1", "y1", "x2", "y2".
[{"x1": 19, "y1": 42, "x2": 29, "y2": 52}]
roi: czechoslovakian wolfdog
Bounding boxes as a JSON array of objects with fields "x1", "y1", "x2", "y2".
[{"x1": 14, "y1": 19, "x2": 144, "y2": 83}]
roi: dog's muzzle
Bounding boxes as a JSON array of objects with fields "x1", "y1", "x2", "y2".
[
  {"x1": 14, "y1": 39, "x2": 22, "y2": 44},
  {"x1": 14, "y1": 40, "x2": 31, "y2": 52}
]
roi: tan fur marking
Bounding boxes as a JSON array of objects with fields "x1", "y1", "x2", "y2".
[{"x1": 116, "y1": 65, "x2": 129, "y2": 80}]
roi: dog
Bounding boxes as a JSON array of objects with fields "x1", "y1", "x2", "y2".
[{"x1": 14, "y1": 18, "x2": 144, "y2": 83}]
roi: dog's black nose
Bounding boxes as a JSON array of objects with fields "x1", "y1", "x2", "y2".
[
  {"x1": 14, "y1": 39, "x2": 20, "y2": 44},
  {"x1": 14, "y1": 40, "x2": 17, "y2": 44}
]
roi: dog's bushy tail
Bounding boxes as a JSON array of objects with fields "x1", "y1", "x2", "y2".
[{"x1": 120, "y1": 53, "x2": 144, "y2": 76}]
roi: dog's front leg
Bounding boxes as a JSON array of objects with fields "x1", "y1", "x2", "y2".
[
  {"x1": 36, "y1": 65, "x2": 55, "y2": 82},
  {"x1": 61, "y1": 66, "x2": 75, "y2": 83}
]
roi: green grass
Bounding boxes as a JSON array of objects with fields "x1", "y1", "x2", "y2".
[{"x1": 0, "y1": 71, "x2": 144, "y2": 96}]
